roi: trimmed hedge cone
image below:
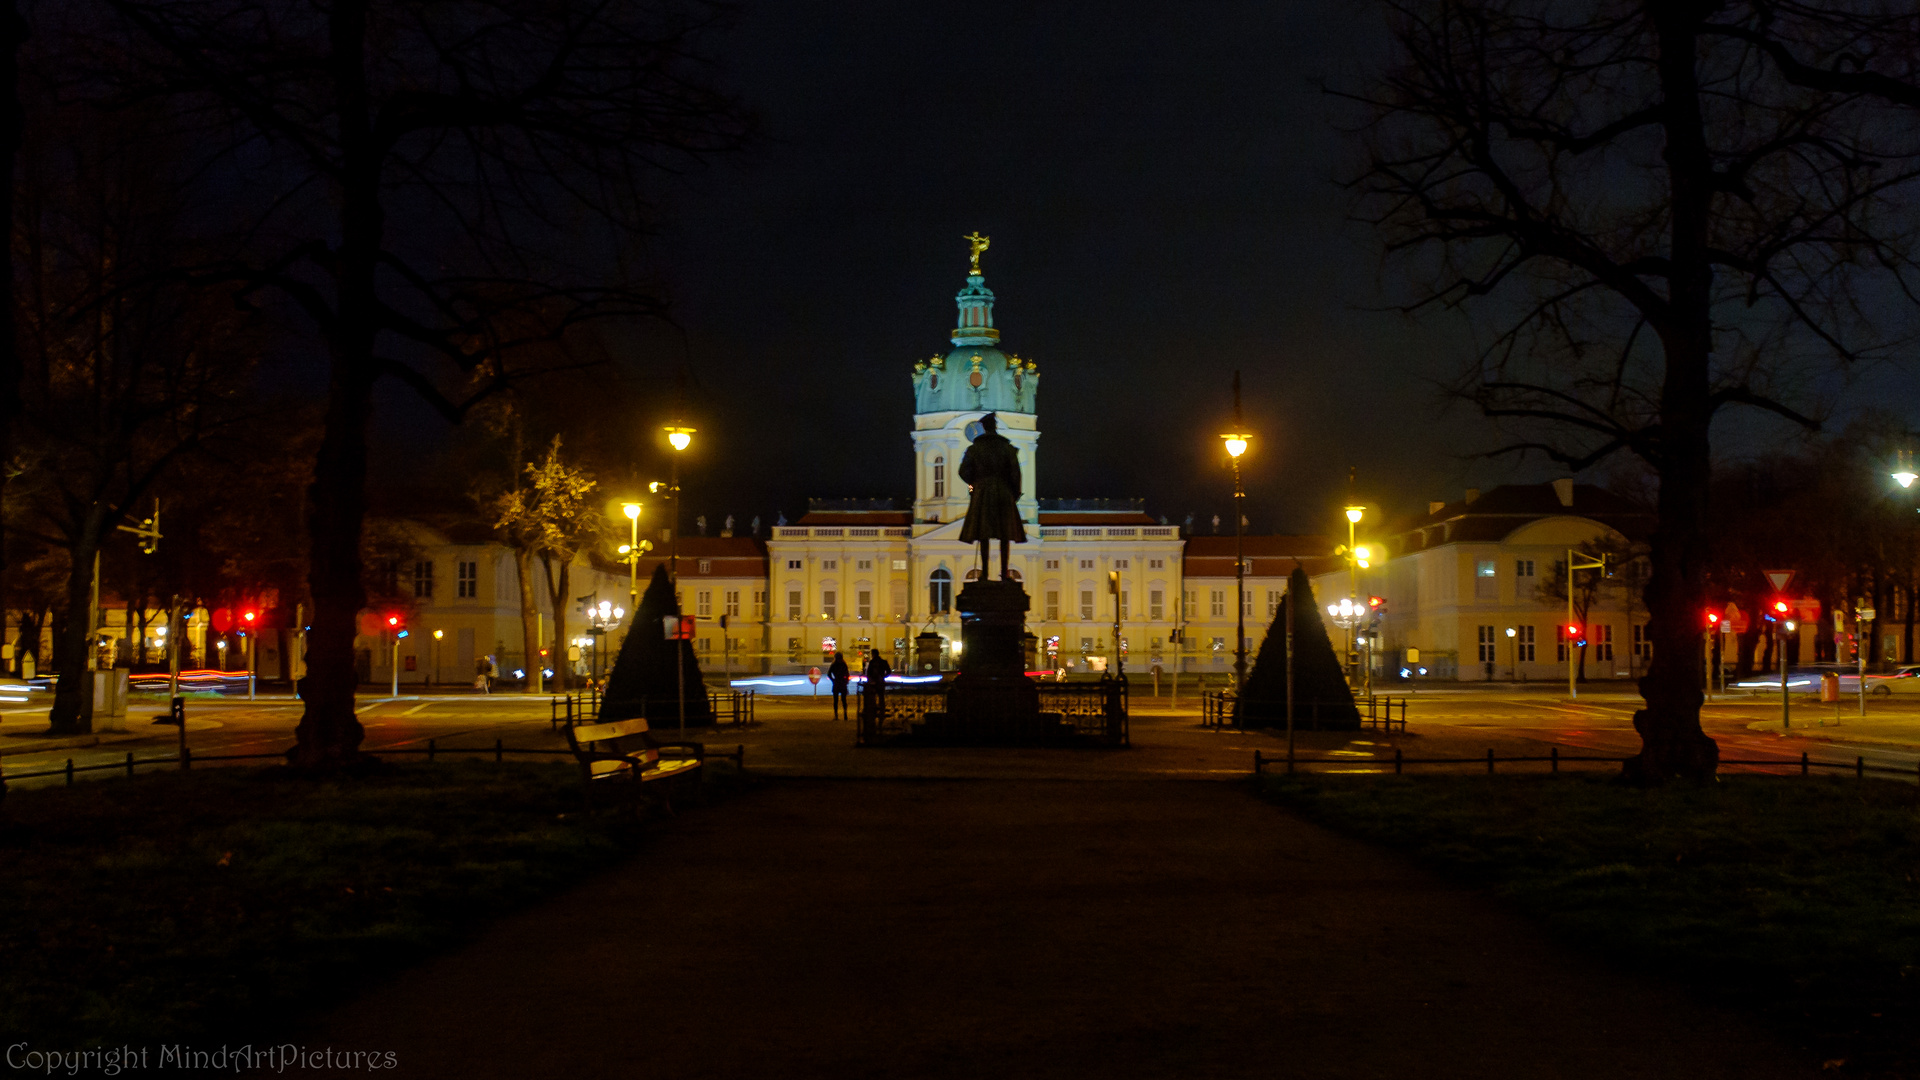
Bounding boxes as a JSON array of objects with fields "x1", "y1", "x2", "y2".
[
  {"x1": 601, "y1": 564, "x2": 715, "y2": 727},
  {"x1": 1234, "y1": 566, "x2": 1359, "y2": 729}
]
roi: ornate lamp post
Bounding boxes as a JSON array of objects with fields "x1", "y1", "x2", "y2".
[
  {"x1": 655, "y1": 425, "x2": 696, "y2": 584},
  {"x1": 621, "y1": 503, "x2": 644, "y2": 611},
  {"x1": 1220, "y1": 372, "x2": 1253, "y2": 689},
  {"x1": 1334, "y1": 508, "x2": 1369, "y2": 685}
]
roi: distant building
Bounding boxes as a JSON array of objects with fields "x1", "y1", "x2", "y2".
[{"x1": 1314, "y1": 481, "x2": 1655, "y2": 682}]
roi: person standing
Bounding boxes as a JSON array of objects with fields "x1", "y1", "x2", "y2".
[
  {"x1": 863, "y1": 650, "x2": 892, "y2": 720},
  {"x1": 827, "y1": 651, "x2": 851, "y2": 721}
]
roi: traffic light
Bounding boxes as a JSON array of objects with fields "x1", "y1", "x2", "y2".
[
  {"x1": 1773, "y1": 600, "x2": 1790, "y2": 615},
  {"x1": 387, "y1": 613, "x2": 408, "y2": 639},
  {"x1": 1705, "y1": 610, "x2": 1721, "y2": 630},
  {"x1": 1564, "y1": 623, "x2": 1584, "y2": 647},
  {"x1": 241, "y1": 610, "x2": 256, "y2": 635},
  {"x1": 1367, "y1": 595, "x2": 1386, "y2": 611}
]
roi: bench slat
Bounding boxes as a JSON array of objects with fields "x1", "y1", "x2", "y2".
[{"x1": 571, "y1": 717, "x2": 650, "y2": 743}]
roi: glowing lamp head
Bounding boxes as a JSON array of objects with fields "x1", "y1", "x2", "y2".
[
  {"x1": 1220, "y1": 433, "x2": 1249, "y2": 459},
  {"x1": 1895, "y1": 450, "x2": 1917, "y2": 488},
  {"x1": 1345, "y1": 506, "x2": 1364, "y2": 524},
  {"x1": 665, "y1": 425, "x2": 695, "y2": 452},
  {"x1": 1785, "y1": 620, "x2": 1797, "y2": 632},
  {"x1": 1895, "y1": 472, "x2": 1917, "y2": 489},
  {"x1": 623, "y1": 502, "x2": 642, "y2": 520},
  {"x1": 433, "y1": 629, "x2": 444, "y2": 640},
  {"x1": 1504, "y1": 627, "x2": 1516, "y2": 638},
  {"x1": 619, "y1": 544, "x2": 632, "y2": 555}
]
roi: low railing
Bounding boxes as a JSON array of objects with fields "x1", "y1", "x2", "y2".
[
  {"x1": 856, "y1": 679, "x2": 1128, "y2": 746},
  {"x1": 1250, "y1": 747, "x2": 1920, "y2": 780},
  {"x1": 1201, "y1": 691, "x2": 1407, "y2": 731},
  {"x1": 549, "y1": 686, "x2": 755, "y2": 730}
]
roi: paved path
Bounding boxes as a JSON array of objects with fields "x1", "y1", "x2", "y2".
[{"x1": 313, "y1": 780, "x2": 1807, "y2": 1079}]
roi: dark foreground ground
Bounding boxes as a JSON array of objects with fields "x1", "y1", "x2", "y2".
[{"x1": 313, "y1": 779, "x2": 1808, "y2": 1080}]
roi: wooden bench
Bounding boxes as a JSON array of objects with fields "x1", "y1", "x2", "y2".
[{"x1": 562, "y1": 717, "x2": 707, "y2": 814}]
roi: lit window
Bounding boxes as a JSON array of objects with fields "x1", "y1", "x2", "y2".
[
  {"x1": 857, "y1": 590, "x2": 872, "y2": 620},
  {"x1": 822, "y1": 590, "x2": 837, "y2": 620},
  {"x1": 892, "y1": 559, "x2": 907, "y2": 570},
  {"x1": 1080, "y1": 589, "x2": 1094, "y2": 620},
  {"x1": 787, "y1": 590, "x2": 802, "y2": 621}
]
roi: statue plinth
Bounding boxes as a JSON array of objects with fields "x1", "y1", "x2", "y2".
[{"x1": 916, "y1": 579, "x2": 1067, "y2": 744}]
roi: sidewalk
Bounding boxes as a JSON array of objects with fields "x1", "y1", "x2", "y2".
[{"x1": 310, "y1": 779, "x2": 1805, "y2": 1079}]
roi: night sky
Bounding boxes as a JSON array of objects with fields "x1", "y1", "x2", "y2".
[{"x1": 377, "y1": 0, "x2": 1916, "y2": 537}]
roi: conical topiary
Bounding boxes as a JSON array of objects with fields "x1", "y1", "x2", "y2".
[
  {"x1": 1234, "y1": 565, "x2": 1359, "y2": 729},
  {"x1": 601, "y1": 564, "x2": 714, "y2": 728}
]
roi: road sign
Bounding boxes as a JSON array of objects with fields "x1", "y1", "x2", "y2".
[
  {"x1": 808, "y1": 667, "x2": 821, "y2": 685},
  {"x1": 1764, "y1": 569, "x2": 1795, "y2": 591}
]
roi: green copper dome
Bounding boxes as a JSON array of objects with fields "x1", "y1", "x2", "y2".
[{"x1": 911, "y1": 270, "x2": 1038, "y2": 415}]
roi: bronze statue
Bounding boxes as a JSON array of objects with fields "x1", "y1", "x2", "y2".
[
  {"x1": 958, "y1": 412, "x2": 1026, "y2": 579},
  {"x1": 964, "y1": 231, "x2": 990, "y2": 275}
]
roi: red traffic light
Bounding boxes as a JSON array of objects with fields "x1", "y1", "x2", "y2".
[
  {"x1": 387, "y1": 614, "x2": 401, "y2": 627},
  {"x1": 1367, "y1": 595, "x2": 1386, "y2": 610},
  {"x1": 1773, "y1": 600, "x2": 1790, "y2": 615},
  {"x1": 1705, "y1": 611, "x2": 1721, "y2": 627},
  {"x1": 243, "y1": 610, "x2": 256, "y2": 623},
  {"x1": 1564, "y1": 623, "x2": 1582, "y2": 637}
]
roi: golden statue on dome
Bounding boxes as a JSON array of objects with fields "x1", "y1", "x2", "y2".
[{"x1": 964, "y1": 231, "x2": 990, "y2": 275}]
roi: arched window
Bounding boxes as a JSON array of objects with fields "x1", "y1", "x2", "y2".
[
  {"x1": 932, "y1": 456, "x2": 946, "y2": 499},
  {"x1": 929, "y1": 568, "x2": 952, "y2": 613}
]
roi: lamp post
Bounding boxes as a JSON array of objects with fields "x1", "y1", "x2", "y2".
[
  {"x1": 622, "y1": 502, "x2": 643, "y2": 611},
  {"x1": 1565, "y1": 549, "x2": 1608, "y2": 699},
  {"x1": 1335, "y1": 507, "x2": 1368, "y2": 686},
  {"x1": 1505, "y1": 626, "x2": 1517, "y2": 682},
  {"x1": 431, "y1": 628, "x2": 443, "y2": 687},
  {"x1": 1221, "y1": 397, "x2": 1252, "y2": 689},
  {"x1": 659, "y1": 425, "x2": 695, "y2": 584},
  {"x1": 1892, "y1": 451, "x2": 1916, "y2": 670}
]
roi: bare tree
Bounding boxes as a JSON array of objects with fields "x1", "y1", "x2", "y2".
[
  {"x1": 86, "y1": 0, "x2": 748, "y2": 766},
  {"x1": 1348, "y1": 1, "x2": 1920, "y2": 781}
]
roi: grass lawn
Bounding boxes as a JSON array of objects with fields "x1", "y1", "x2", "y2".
[
  {"x1": 1260, "y1": 773, "x2": 1920, "y2": 1076},
  {"x1": 0, "y1": 761, "x2": 722, "y2": 1048}
]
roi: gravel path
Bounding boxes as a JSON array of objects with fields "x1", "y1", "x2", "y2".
[{"x1": 314, "y1": 779, "x2": 1809, "y2": 1079}]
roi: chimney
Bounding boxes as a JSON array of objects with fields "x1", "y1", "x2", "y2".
[
  {"x1": 1552, "y1": 477, "x2": 1575, "y2": 507},
  {"x1": 1428, "y1": 501, "x2": 1446, "y2": 515},
  {"x1": 1463, "y1": 488, "x2": 1480, "y2": 505}
]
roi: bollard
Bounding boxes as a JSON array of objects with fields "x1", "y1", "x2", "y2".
[
  {"x1": 1394, "y1": 746, "x2": 1403, "y2": 775},
  {"x1": 1253, "y1": 750, "x2": 1263, "y2": 776},
  {"x1": 1486, "y1": 748, "x2": 1495, "y2": 774},
  {"x1": 1551, "y1": 746, "x2": 1558, "y2": 774},
  {"x1": 126, "y1": 751, "x2": 134, "y2": 778},
  {"x1": 181, "y1": 745, "x2": 192, "y2": 771},
  {"x1": 428, "y1": 738, "x2": 436, "y2": 763},
  {"x1": 1801, "y1": 751, "x2": 1809, "y2": 776},
  {"x1": 1857, "y1": 755, "x2": 1865, "y2": 779},
  {"x1": 65, "y1": 758, "x2": 74, "y2": 786},
  {"x1": 495, "y1": 738, "x2": 503, "y2": 763}
]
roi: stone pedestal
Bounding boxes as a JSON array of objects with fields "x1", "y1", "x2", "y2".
[{"x1": 916, "y1": 579, "x2": 1069, "y2": 744}]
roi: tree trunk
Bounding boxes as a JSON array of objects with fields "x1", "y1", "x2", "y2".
[
  {"x1": 47, "y1": 522, "x2": 103, "y2": 734},
  {"x1": 287, "y1": 0, "x2": 379, "y2": 769},
  {"x1": 0, "y1": 3, "x2": 21, "y2": 629},
  {"x1": 515, "y1": 546, "x2": 539, "y2": 693},
  {"x1": 543, "y1": 554, "x2": 571, "y2": 692},
  {"x1": 1626, "y1": 10, "x2": 1719, "y2": 784}
]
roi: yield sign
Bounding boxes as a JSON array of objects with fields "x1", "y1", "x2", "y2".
[{"x1": 1764, "y1": 569, "x2": 1795, "y2": 591}]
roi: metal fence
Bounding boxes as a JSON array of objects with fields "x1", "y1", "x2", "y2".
[
  {"x1": 856, "y1": 679, "x2": 1128, "y2": 747},
  {"x1": 1251, "y1": 746, "x2": 1920, "y2": 780},
  {"x1": 549, "y1": 687, "x2": 755, "y2": 731},
  {"x1": 1201, "y1": 691, "x2": 1408, "y2": 731}
]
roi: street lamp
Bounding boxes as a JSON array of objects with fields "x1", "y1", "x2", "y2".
[
  {"x1": 431, "y1": 628, "x2": 443, "y2": 687},
  {"x1": 1505, "y1": 626, "x2": 1517, "y2": 682},
  {"x1": 1893, "y1": 449, "x2": 1916, "y2": 488},
  {"x1": 1220, "y1": 370, "x2": 1253, "y2": 689},
  {"x1": 1333, "y1": 506, "x2": 1367, "y2": 685},
  {"x1": 621, "y1": 502, "x2": 645, "y2": 612},
  {"x1": 657, "y1": 424, "x2": 695, "y2": 584}
]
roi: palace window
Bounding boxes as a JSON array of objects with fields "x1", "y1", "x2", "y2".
[
  {"x1": 1517, "y1": 625, "x2": 1536, "y2": 661},
  {"x1": 1045, "y1": 558, "x2": 1060, "y2": 570},
  {"x1": 1114, "y1": 559, "x2": 1129, "y2": 570},
  {"x1": 1515, "y1": 559, "x2": 1535, "y2": 579},
  {"x1": 787, "y1": 559, "x2": 803, "y2": 571},
  {"x1": 1243, "y1": 592, "x2": 1254, "y2": 616},
  {"x1": 457, "y1": 561, "x2": 478, "y2": 598},
  {"x1": 1150, "y1": 590, "x2": 1164, "y2": 620},
  {"x1": 752, "y1": 590, "x2": 766, "y2": 618},
  {"x1": 822, "y1": 560, "x2": 838, "y2": 571},
  {"x1": 857, "y1": 559, "x2": 872, "y2": 571},
  {"x1": 1149, "y1": 558, "x2": 1164, "y2": 570},
  {"x1": 1080, "y1": 589, "x2": 1094, "y2": 620},
  {"x1": 1594, "y1": 624, "x2": 1614, "y2": 661},
  {"x1": 1477, "y1": 625, "x2": 1496, "y2": 663},
  {"x1": 1045, "y1": 590, "x2": 1060, "y2": 620},
  {"x1": 1184, "y1": 590, "x2": 1196, "y2": 619},
  {"x1": 1078, "y1": 559, "x2": 1094, "y2": 570},
  {"x1": 857, "y1": 590, "x2": 872, "y2": 620},
  {"x1": 697, "y1": 591, "x2": 711, "y2": 617},
  {"x1": 892, "y1": 559, "x2": 907, "y2": 570},
  {"x1": 1267, "y1": 590, "x2": 1282, "y2": 618},
  {"x1": 933, "y1": 456, "x2": 946, "y2": 498},
  {"x1": 822, "y1": 590, "x2": 837, "y2": 620},
  {"x1": 787, "y1": 590, "x2": 802, "y2": 621},
  {"x1": 697, "y1": 559, "x2": 712, "y2": 574},
  {"x1": 1210, "y1": 590, "x2": 1225, "y2": 618},
  {"x1": 725, "y1": 590, "x2": 740, "y2": 617},
  {"x1": 929, "y1": 568, "x2": 952, "y2": 613},
  {"x1": 787, "y1": 637, "x2": 801, "y2": 661},
  {"x1": 411, "y1": 560, "x2": 434, "y2": 599},
  {"x1": 1475, "y1": 559, "x2": 1497, "y2": 600},
  {"x1": 1120, "y1": 591, "x2": 1130, "y2": 620}
]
